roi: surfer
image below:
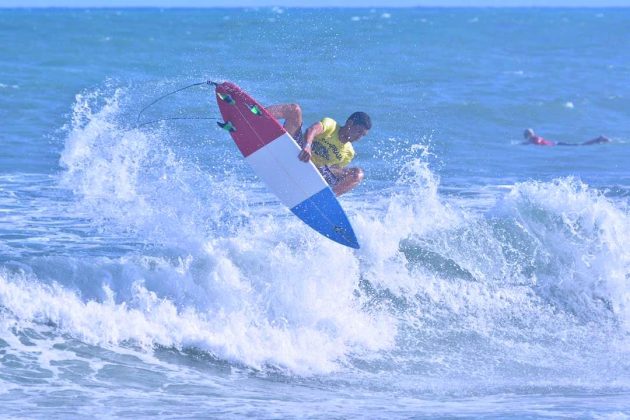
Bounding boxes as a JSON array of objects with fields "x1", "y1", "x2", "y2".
[
  {"x1": 523, "y1": 128, "x2": 610, "y2": 146},
  {"x1": 267, "y1": 104, "x2": 371, "y2": 196}
]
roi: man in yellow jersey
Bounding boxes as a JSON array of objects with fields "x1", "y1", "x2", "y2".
[{"x1": 266, "y1": 103, "x2": 371, "y2": 196}]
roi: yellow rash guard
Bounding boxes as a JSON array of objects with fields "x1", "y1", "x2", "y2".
[{"x1": 310, "y1": 117, "x2": 355, "y2": 168}]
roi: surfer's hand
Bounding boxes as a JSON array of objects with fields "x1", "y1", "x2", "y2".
[{"x1": 298, "y1": 145, "x2": 312, "y2": 162}]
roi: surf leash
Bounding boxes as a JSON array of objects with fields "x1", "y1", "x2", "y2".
[
  {"x1": 135, "y1": 80, "x2": 219, "y2": 128},
  {"x1": 136, "y1": 116, "x2": 219, "y2": 128}
]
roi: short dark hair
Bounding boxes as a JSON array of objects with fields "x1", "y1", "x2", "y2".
[{"x1": 347, "y1": 112, "x2": 371, "y2": 130}]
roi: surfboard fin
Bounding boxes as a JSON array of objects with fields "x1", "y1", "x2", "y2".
[
  {"x1": 217, "y1": 121, "x2": 236, "y2": 132},
  {"x1": 247, "y1": 104, "x2": 262, "y2": 116},
  {"x1": 216, "y1": 92, "x2": 236, "y2": 105}
]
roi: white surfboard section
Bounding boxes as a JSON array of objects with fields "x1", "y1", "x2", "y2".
[{"x1": 245, "y1": 133, "x2": 328, "y2": 209}]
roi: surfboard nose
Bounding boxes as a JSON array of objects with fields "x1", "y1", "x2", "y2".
[{"x1": 290, "y1": 188, "x2": 360, "y2": 249}]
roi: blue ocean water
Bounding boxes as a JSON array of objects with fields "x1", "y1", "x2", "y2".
[{"x1": 1, "y1": 7, "x2": 630, "y2": 418}]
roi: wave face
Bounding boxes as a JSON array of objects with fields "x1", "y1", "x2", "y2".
[{"x1": 3, "y1": 86, "x2": 630, "y2": 377}]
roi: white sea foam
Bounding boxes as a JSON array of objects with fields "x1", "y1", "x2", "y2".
[
  {"x1": 13, "y1": 87, "x2": 398, "y2": 374},
  {"x1": 497, "y1": 178, "x2": 630, "y2": 328},
  {"x1": 0, "y1": 256, "x2": 392, "y2": 375},
  {"x1": 5, "y1": 86, "x2": 630, "y2": 381}
]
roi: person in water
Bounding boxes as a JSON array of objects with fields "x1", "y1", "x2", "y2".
[
  {"x1": 523, "y1": 128, "x2": 610, "y2": 146},
  {"x1": 266, "y1": 104, "x2": 371, "y2": 196}
]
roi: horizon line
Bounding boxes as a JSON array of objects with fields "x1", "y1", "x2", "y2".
[{"x1": 2, "y1": 5, "x2": 629, "y2": 8}]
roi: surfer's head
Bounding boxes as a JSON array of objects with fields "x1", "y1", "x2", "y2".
[{"x1": 341, "y1": 112, "x2": 371, "y2": 143}]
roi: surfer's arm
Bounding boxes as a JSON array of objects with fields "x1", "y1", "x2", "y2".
[{"x1": 299, "y1": 122, "x2": 324, "y2": 162}]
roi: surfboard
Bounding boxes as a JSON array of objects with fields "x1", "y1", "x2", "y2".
[{"x1": 214, "y1": 81, "x2": 360, "y2": 249}]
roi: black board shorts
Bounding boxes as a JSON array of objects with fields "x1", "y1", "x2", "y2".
[
  {"x1": 319, "y1": 166, "x2": 339, "y2": 187},
  {"x1": 292, "y1": 127, "x2": 305, "y2": 146}
]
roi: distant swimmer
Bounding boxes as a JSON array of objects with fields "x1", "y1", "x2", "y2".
[
  {"x1": 523, "y1": 128, "x2": 610, "y2": 147},
  {"x1": 266, "y1": 103, "x2": 371, "y2": 196}
]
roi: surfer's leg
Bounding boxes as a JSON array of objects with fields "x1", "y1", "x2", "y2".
[
  {"x1": 265, "y1": 103, "x2": 303, "y2": 140},
  {"x1": 581, "y1": 135, "x2": 610, "y2": 145},
  {"x1": 325, "y1": 166, "x2": 364, "y2": 196}
]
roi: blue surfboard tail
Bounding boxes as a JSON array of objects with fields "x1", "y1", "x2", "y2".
[{"x1": 290, "y1": 188, "x2": 360, "y2": 249}]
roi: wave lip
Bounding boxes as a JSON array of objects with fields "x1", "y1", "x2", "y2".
[{"x1": 496, "y1": 177, "x2": 630, "y2": 328}]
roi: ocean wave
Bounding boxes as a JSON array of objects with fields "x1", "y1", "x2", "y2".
[{"x1": 2, "y1": 84, "x2": 629, "y2": 380}]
